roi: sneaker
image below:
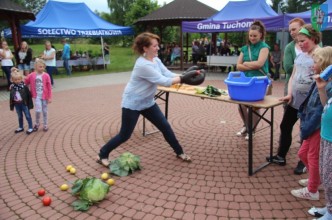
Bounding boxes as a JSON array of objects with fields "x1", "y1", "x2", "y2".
[
  {"x1": 43, "y1": 126, "x2": 48, "y2": 132},
  {"x1": 291, "y1": 187, "x2": 319, "y2": 200},
  {"x1": 308, "y1": 206, "x2": 327, "y2": 218},
  {"x1": 299, "y1": 179, "x2": 324, "y2": 191},
  {"x1": 236, "y1": 127, "x2": 247, "y2": 136},
  {"x1": 316, "y1": 211, "x2": 332, "y2": 220},
  {"x1": 245, "y1": 132, "x2": 255, "y2": 141},
  {"x1": 294, "y1": 160, "x2": 307, "y2": 175},
  {"x1": 266, "y1": 155, "x2": 286, "y2": 166},
  {"x1": 299, "y1": 179, "x2": 308, "y2": 187},
  {"x1": 14, "y1": 128, "x2": 24, "y2": 133},
  {"x1": 26, "y1": 129, "x2": 33, "y2": 135}
]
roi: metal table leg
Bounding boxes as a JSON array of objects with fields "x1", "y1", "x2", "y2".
[{"x1": 248, "y1": 106, "x2": 274, "y2": 176}]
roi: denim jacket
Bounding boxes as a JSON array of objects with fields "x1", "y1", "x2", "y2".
[{"x1": 298, "y1": 81, "x2": 332, "y2": 140}]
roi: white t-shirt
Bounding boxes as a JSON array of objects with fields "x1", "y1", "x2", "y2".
[
  {"x1": 43, "y1": 48, "x2": 56, "y2": 67},
  {"x1": 36, "y1": 75, "x2": 43, "y2": 99},
  {"x1": 0, "y1": 49, "x2": 14, "y2": 66},
  {"x1": 290, "y1": 53, "x2": 315, "y2": 109},
  {"x1": 14, "y1": 91, "x2": 22, "y2": 102},
  {"x1": 295, "y1": 46, "x2": 302, "y2": 56}
]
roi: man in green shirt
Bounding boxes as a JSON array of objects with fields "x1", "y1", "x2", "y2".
[{"x1": 283, "y1": 18, "x2": 305, "y2": 94}]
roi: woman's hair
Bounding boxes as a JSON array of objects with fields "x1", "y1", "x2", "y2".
[
  {"x1": 312, "y1": 46, "x2": 332, "y2": 72},
  {"x1": 132, "y1": 32, "x2": 160, "y2": 55},
  {"x1": 11, "y1": 67, "x2": 24, "y2": 80},
  {"x1": 20, "y1": 41, "x2": 29, "y2": 52},
  {"x1": 45, "y1": 40, "x2": 51, "y2": 46},
  {"x1": 297, "y1": 24, "x2": 322, "y2": 44},
  {"x1": 248, "y1": 20, "x2": 266, "y2": 41},
  {"x1": 1, "y1": 40, "x2": 8, "y2": 48},
  {"x1": 289, "y1": 17, "x2": 305, "y2": 26}
]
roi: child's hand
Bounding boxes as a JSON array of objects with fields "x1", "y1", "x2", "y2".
[
  {"x1": 48, "y1": 99, "x2": 52, "y2": 104},
  {"x1": 314, "y1": 74, "x2": 329, "y2": 90},
  {"x1": 279, "y1": 94, "x2": 292, "y2": 104}
]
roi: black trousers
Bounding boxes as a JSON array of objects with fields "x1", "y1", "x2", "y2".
[{"x1": 277, "y1": 105, "x2": 299, "y2": 158}]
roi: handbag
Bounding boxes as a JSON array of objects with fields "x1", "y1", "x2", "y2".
[{"x1": 248, "y1": 46, "x2": 273, "y2": 96}]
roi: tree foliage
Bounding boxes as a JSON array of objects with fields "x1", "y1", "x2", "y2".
[
  {"x1": 284, "y1": 0, "x2": 325, "y2": 13},
  {"x1": 107, "y1": 0, "x2": 135, "y2": 26},
  {"x1": 12, "y1": 0, "x2": 46, "y2": 14},
  {"x1": 270, "y1": 0, "x2": 286, "y2": 13},
  {"x1": 124, "y1": 0, "x2": 159, "y2": 27}
]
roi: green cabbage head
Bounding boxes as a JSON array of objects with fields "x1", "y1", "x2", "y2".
[
  {"x1": 79, "y1": 178, "x2": 109, "y2": 203},
  {"x1": 71, "y1": 177, "x2": 110, "y2": 211}
]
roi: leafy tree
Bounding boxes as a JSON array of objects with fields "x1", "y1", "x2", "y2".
[
  {"x1": 12, "y1": 0, "x2": 46, "y2": 14},
  {"x1": 284, "y1": 0, "x2": 325, "y2": 13},
  {"x1": 107, "y1": 0, "x2": 135, "y2": 26},
  {"x1": 124, "y1": 0, "x2": 159, "y2": 33},
  {"x1": 270, "y1": 0, "x2": 286, "y2": 14}
]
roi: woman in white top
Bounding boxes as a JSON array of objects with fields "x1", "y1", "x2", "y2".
[
  {"x1": 0, "y1": 41, "x2": 14, "y2": 90},
  {"x1": 41, "y1": 41, "x2": 56, "y2": 86}
]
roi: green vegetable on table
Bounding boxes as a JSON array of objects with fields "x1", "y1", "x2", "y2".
[
  {"x1": 109, "y1": 152, "x2": 141, "y2": 177},
  {"x1": 195, "y1": 85, "x2": 227, "y2": 97},
  {"x1": 71, "y1": 177, "x2": 110, "y2": 211}
]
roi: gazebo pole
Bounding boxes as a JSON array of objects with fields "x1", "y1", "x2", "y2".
[
  {"x1": 180, "y1": 23, "x2": 183, "y2": 71},
  {"x1": 9, "y1": 15, "x2": 19, "y2": 50},
  {"x1": 100, "y1": 36, "x2": 106, "y2": 70},
  {"x1": 15, "y1": 17, "x2": 22, "y2": 49},
  {"x1": 158, "y1": 26, "x2": 163, "y2": 43},
  {"x1": 186, "y1": 32, "x2": 189, "y2": 63}
]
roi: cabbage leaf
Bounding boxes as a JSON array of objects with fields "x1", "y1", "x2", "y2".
[
  {"x1": 71, "y1": 177, "x2": 110, "y2": 211},
  {"x1": 109, "y1": 152, "x2": 141, "y2": 177}
]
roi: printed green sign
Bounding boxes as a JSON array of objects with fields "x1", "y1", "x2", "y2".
[{"x1": 311, "y1": 3, "x2": 328, "y2": 31}]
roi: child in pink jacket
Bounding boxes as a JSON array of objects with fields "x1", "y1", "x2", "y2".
[{"x1": 25, "y1": 59, "x2": 52, "y2": 131}]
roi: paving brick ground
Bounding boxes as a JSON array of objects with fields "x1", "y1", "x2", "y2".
[{"x1": 0, "y1": 72, "x2": 325, "y2": 220}]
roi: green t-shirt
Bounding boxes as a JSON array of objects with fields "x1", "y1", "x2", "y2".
[{"x1": 241, "y1": 41, "x2": 270, "y2": 77}]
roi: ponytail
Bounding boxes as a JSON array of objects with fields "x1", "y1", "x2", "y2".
[{"x1": 249, "y1": 20, "x2": 266, "y2": 40}]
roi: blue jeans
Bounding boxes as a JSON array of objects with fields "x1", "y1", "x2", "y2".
[
  {"x1": 45, "y1": 66, "x2": 55, "y2": 85},
  {"x1": 1, "y1": 66, "x2": 13, "y2": 87},
  {"x1": 63, "y1": 59, "x2": 71, "y2": 75},
  {"x1": 14, "y1": 103, "x2": 33, "y2": 129},
  {"x1": 99, "y1": 104, "x2": 184, "y2": 159}
]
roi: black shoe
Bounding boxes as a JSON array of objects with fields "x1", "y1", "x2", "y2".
[
  {"x1": 14, "y1": 128, "x2": 24, "y2": 133},
  {"x1": 294, "y1": 160, "x2": 307, "y2": 175},
  {"x1": 266, "y1": 155, "x2": 286, "y2": 166}
]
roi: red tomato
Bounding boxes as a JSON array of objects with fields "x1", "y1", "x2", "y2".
[
  {"x1": 42, "y1": 196, "x2": 52, "y2": 206},
  {"x1": 37, "y1": 189, "x2": 45, "y2": 196}
]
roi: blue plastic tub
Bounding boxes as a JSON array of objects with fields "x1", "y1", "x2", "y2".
[{"x1": 224, "y1": 72, "x2": 270, "y2": 101}]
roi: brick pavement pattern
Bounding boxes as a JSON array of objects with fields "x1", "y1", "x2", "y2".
[{"x1": 0, "y1": 73, "x2": 325, "y2": 220}]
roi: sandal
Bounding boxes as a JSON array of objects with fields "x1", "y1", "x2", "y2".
[
  {"x1": 96, "y1": 156, "x2": 110, "y2": 167},
  {"x1": 33, "y1": 124, "x2": 39, "y2": 132},
  {"x1": 43, "y1": 126, "x2": 48, "y2": 132},
  {"x1": 177, "y1": 153, "x2": 192, "y2": 162}
]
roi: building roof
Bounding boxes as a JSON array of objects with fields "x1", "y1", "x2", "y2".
[
  {"x1": 0, "y1": 0, "x2": 35, "y2": 20},
  {"x1": 135, "y1": 0, "x2": 217, "y2": 25}
]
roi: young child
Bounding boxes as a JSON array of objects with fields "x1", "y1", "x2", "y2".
[
  {"x1": 9, "y1": 68, "x2": 34, "y2": 134},
  {"x1": 310, "y1": 46, "x2": 332, "y2": 220},
  {"x1": 290, "y1": 47, "x2": 332, "y2": 201},
  {"x1": 25, "y1": 59, "x2": 52, "y2": 131}
]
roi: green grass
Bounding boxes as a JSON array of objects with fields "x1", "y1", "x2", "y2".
[{"x1": 28, "y1": 44, "x2": 136, "y2": 78}]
